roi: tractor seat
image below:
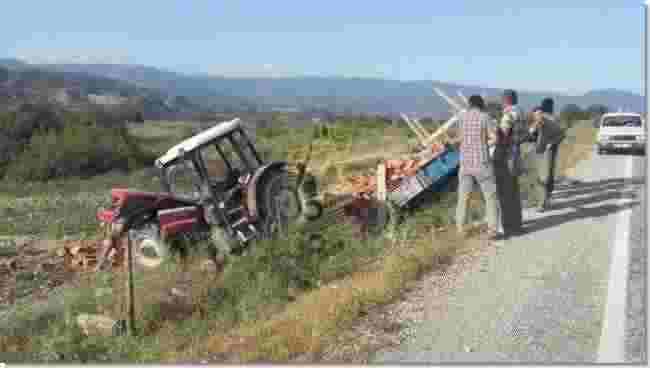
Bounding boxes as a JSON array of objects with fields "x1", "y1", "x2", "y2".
[
  {"x1": 209, "y1": 177, "x2": 238, "y2": 194},
  {"x1": 209, "y1": 168, "x2": 243, "y2": 193}
]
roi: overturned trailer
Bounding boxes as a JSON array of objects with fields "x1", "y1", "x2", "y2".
[{"x1": 332, "y1": 87, "x2": 473, "y2": 231}]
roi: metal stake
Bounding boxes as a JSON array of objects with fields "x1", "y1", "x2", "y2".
[{"x1": 125, "y1": 233, "x2": 136, "y2": 336}]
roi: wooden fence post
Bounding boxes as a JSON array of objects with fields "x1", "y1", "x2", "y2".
[{"x1": 125, "y1": 234, "x2": 136, "y2": 336}]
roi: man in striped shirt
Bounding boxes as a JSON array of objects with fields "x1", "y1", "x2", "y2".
[{"x1": 451, "y1": 95, "x2": 501, "y2": 240}]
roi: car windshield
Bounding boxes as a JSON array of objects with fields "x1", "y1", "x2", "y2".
[{"x1": 602, "y1": 116, "x2": 642, "y2": 127}]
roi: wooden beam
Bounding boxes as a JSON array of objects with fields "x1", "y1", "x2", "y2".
[
  {"x1": 125, "y1": 234, "x2": 136, "y2": 336},
  {"x1": 376, "y1": 162, "x2": 387, "y2": 227},
  {"x1": 376, "y1": 163, "x2": 387, "y2": 201},
  {"x1": 457, "y1": 90, "x2": 469, "y2": 107},
  {"x1": 422, "y1": 113, "x2": 461, "y2": 146},
  {"x1": 400, "y1": 113, "x2": 428, "y2": 144},
  {"x1": 425, "y1": 87, "x2": 473, "y2": 146},
  {"x1": 433, "y1": 87, "x2": 464, "y2": 112},
  {"x1": 411, "y1": 117, "x2": 431, "y2": 137}
]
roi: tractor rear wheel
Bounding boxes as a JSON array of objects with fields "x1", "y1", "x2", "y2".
[
  {"x1": 259, "y1": 170, "x2": 300, "y2": 237},
  {"x1": 129, "y1": 223, "x2": 170, "y2": 269}
]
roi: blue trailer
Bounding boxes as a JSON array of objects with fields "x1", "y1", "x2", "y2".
[{"x1": 387, "y1": 147, "x2": 460, "y2": 208}]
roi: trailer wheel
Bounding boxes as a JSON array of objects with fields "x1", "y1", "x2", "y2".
[
  {"x1": 365, "y1": 199, "x2": 401, "y2": 236},
  {"x1": 129, "y1": 223, "x2": 170, "y2": 269}
]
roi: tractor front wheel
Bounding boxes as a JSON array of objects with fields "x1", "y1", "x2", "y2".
[{"x1": 129, "y1": 223, "x2": 170, "y2": 269}]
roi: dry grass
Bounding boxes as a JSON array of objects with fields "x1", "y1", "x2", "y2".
[
  {"x1": 556, "y1": 121, "x2": 598, "y2": 177},
  {"x1": 204, "y1": 227, "x2": 472, "y2": 363}
]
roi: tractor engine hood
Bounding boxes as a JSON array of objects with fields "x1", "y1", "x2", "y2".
[{"x1": 97, "y1": 188, "x2": 199, "y2": 224}]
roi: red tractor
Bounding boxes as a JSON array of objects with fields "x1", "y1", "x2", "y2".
[{"x1": 96, "y1": 118, "x2": 323, "y2": 270}]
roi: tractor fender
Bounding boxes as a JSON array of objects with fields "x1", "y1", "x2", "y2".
[{"x1": 247, "y1": 161, "x2": 289, "y2": 220}]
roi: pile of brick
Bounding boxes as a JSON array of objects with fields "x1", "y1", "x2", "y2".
[
  {"x1": 57, "y1": 239, "x2": 126, "y2": 272},
  {"x1": 0, "y1": 257, "x2": 17, "y2": 274},
  {"x1": 335, "y1": 142, "x2": 447, "y2": 199}
]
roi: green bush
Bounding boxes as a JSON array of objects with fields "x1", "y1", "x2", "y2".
[
  {"x1": 5, "y1": 119, "x2": 151, "y2": 182},
  {"x1": 0, "y1": 103, "x2": 156, "y2": 181}
]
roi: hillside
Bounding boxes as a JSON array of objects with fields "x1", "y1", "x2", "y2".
[
  {"x1": 1, "y1": 58, "x2": 643, "y2": 118},
  {"x1": 34, "y1": 60, "x2": 645, "y2": 117},
  {"x1": 0, "y1": 59, "x2": 252, "y2": 119}
]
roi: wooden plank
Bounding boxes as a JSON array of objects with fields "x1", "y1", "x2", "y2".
[
  {"x1": 376, "y1": 163, "x2": 387, "y2": 201},
  {"x1": 422, "y1": 114, "x2": 461, "y2": 146},
  {"x1": 400, "y1": 113, "x2": 428, "y2": 144},
  {"x1": 426, "y1": 86, "x2": 479, "y2": 146},
  {"x1": 376, "y1": 163, "x2": 387, "y2": 227},
  {"x1": 125, "y1": 234, "x2": 136, "y2": 336},
  {"x1": 457, "y1": 90, "x2": 469, "y2": 107},
  {"x1": 433, "y1": 87, "x2": 464, "y2": 112},
  {"x1": 411, "y1": 118, "x2": 431, "y2": 138}
]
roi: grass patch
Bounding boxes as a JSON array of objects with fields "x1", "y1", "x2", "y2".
[
  {"x1": 556, "y1": 120, "x2": 598, "y2": 177},
  {"x1": 1, "y1": 117, "x2": 599, "y2": 363},
  {"x1": 3, "y1": 221, "x2": 386, "y2": 363},
  {"x1": 0, "y1": 170, "x2": 162, "y2": 238},
  {"x1": 204, "y1": 224, "x2": 460, "y2": 362}
]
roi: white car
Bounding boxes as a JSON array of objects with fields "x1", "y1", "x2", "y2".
[{"x1": 596, "y1": 112, "x2": 646, "y2": 155}]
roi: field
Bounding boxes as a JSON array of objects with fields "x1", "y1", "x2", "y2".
[{"x1": 0, "y1": 117, "x2": 597, "y2": 363}]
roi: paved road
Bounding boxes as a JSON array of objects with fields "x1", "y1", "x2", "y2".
[{"x1": 373, "y1": 150, "x2": 646, "y2": 363}]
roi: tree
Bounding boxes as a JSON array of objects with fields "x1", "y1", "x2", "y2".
[
  {"x1": 324, "y1": 111, "x2": 337, "y2": 123},
  {"x1": 586, "y1": 104, "x2": 609, "y2": 117},
  {"x1": 560, "y1": 104, "x2": 590, "y2": 127},
  {"x1": 561, "y1": 103, "x2": 582, "y2": 115}
]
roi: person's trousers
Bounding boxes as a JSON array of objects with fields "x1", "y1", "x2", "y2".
[
  {"x1": 494, "y1": 146, "x2": 523, "y2": 233},
  {"x1": 535, "y1": 143, "x2": 559, "y2": 204},
  {"x1": 509, "y1": 143, "x2": 524, "y2": 176},
  {"x1": 456, "y1": 167, "x2": 500, "y2": 233}
]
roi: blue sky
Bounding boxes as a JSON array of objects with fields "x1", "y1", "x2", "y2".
[{"x1": 4, "y1": 0, "x2": 646, "y2": 95}]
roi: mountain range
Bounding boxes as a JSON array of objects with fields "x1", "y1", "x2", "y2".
[{"x1": 0, "y1": 57, "x2": 644, "y2": 119}]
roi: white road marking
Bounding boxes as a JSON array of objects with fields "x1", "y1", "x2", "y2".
[{"x1": 597, "y1": 156, "x2": 635, "y2": 363}]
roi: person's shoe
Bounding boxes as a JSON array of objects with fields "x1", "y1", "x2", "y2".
[
  {"x1": 537, "y1": 200, "x2": 549, "y2": 212},
  {"x1": 505, "y1": 227, "x2": 525, "y2": 237},
  {"x1": 485, "y1": 229, "x2": 504, "y2": 242}
]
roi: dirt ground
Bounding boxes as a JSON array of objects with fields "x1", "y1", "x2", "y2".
[{"x1": 0, "y1": 237, "x2": 96, "y2": 309}]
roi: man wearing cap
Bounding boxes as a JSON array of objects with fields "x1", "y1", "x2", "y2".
[
  {"x1": 494, "y1": 89, "x2": 524, "y2": 235},
  {"x1": 529, "y1": 98, "x2": 566, "y2": 211}
]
